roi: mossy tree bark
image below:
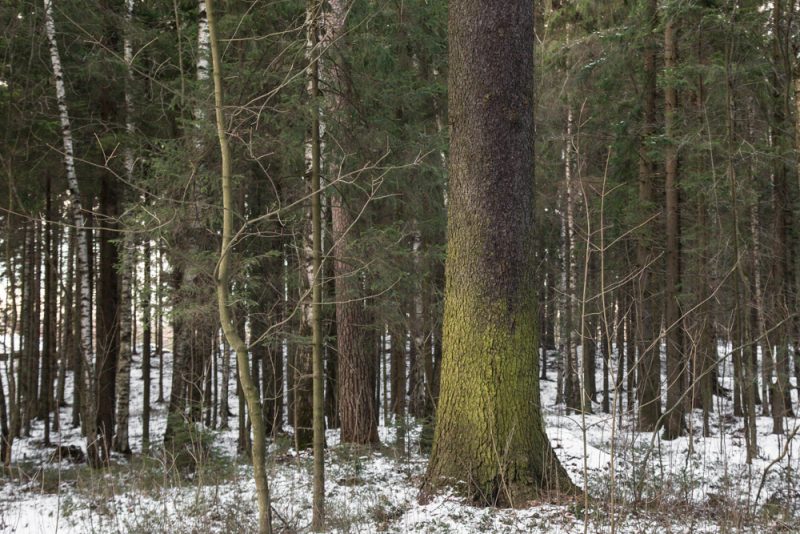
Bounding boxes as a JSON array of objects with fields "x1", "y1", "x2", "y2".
[{"x1": 423, "y1": 0, "x2": 576, "y2": 506}]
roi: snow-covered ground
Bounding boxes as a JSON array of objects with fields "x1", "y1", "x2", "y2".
[{"x1": 1, "y1": 346, "x2": 798, "y2": 533}]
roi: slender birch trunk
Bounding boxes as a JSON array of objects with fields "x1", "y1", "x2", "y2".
[
  {"x1": 44, "y1": 0, "x2": 98, "y2": 466},
  {"x1": 114, "y1": 243, "x2": 133, "y2": 454},
  {"x1": 564, "y1": 106, "x2": 581, "y2": 413},
  {"x1": 113, "y1": 0, "x2": 137, "y2": 454}
]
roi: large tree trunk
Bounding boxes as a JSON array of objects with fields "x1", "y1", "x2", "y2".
[
  {"x1": 424, "y1": 0, "x2": 575, "y2": 505},
  {"x1": 770, "y1": 0, "x2": 792, "y2": 434},
  {"x1": 332, "y1": 193, "x2": 378, "y2": 444},
  {"x1": 636, "y1": 0, "x2": 661, "y2": 432},
  {"x1": 96, "y1": 176, "x2": 121, "y2": 463},
  {"x1": 663, "y1": 13, "x2": 685, "y2": 440}
]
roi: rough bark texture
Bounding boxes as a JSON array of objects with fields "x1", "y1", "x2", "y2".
[
  {"x1": 113, "y1": 241, "x2": 133, "y2": 454},
  {"x1": 332, "y1": 194, "x2": 378, "y2": 444},
  {"x1": 96, "y1": 176, "x2": 121, "y2": 462},
  {"x1": 663, "y1": 15, "x2": 685, "y2": 440},
  {"x1": 771, "y1": 0, "x2": 790, "y2": 434},
  {"x1": 636, "y1": 0, "x2": 661, "y2": 432},
  {"x1": 424, "y1": 0, "x2": 576, "y2": 505}
]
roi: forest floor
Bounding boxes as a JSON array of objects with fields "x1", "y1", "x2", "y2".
[{"x1": 1, "y1": 348, "x2": 798, "y2": 533}]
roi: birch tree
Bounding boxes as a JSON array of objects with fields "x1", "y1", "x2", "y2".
[{"x1": 43, "y1": 0, "x2": 98, "y2": 466}]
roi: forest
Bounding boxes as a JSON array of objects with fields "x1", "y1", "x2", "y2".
[{"x1": 1, "y1": 0, "x2": 799, "y2": 532}]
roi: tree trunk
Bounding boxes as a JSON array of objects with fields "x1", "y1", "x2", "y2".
[
  {"x1": 41, "y1": 176, "x2": 56, "y2": 446},
  {"x1": 636, "y1": 0, "x2": 661, "y2": 432},
  {"x1": 770, "y1": 0, "x2": 791, "y2": 434},
  {"x1": 563, "y1": 106, "x2": 581, "y2": 414},
  {"x1": 206, "y1": 0, "x2": 272, "y2": 530},
  {"x1": 113, "y1": 240, "x2": 133, "y2": 455},
  {"x1": 424, "y1": 0, "x2": 576, "y2": 504},
  {"x1": 663, "y1": 13, "x2": 685, "y2": 440},
  {"x1": 332, "y1": 193, "x2": 378, "y2": 444},
  {"x1": 43, "y1": 0, "x2": 98, "y2": 465},
  {"x1": 306, "y1": 1, "x2": 326, "y2": 526},
  {"x1": 113, "y1": 0, "x2": 137, "y2": 456},
  {"x1": 142, "y1": 240, "x2": 152, "y2": 450},
  {"x1": 96, "y1": 175, "x2": 121, "y2": 462},
  {"x1": 156, "y1": 246, "x2": 165, "y2": 404}
]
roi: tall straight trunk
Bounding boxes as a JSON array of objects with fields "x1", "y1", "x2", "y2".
[
  {"x1": 3, "y1": 198, "x2": 16, "y2": 464},
  {"x1": 615, "y1": 292, "x2": 627, "y2": 413},
  {"x1": 41, "y1": 176, "x2": 56, "y2": 446},
  {"x1": 602, "y1": 313, "x2": 611, "y2": 414},
  {"x1": 96, "y1": 175, "x2": 120, "y2": 462},
  {"x1": 390, "y1": 326, "x2": 406, "y2": 418},
  {"x1": 332, "y1": 193, "x2": 378, "y2": 444},
  {"x1": 206, "y1": 1, "x2": 272, "y2": 531},
  {"x1": 723, "y1": 19, "x2": 757, "y2": 458},
  {"x1": 114, "y1": 0, "x2": 137, "y2": 456},
  {"x1": 306, "y1": 1, "x2": 326, "y2": 527},
  {"x1": 113, "y1": 241, "x2": 133, "y2": 454},
  {"x1": 212, "y1": 329, "x2": 219, "y2": 429},
  {"x1": 142, "y1": 241, "x2": 152, "y2": 450},
  {"x1": 409, "y1": 231, "x2": 431, "y2": 418},
  {"x1": 563, "y1": 106, "x2": 581, "y2": 413},
  {"x1": 626, "y1": 300, "x2": 636, "y2": 413},
  {"x1": 44, "y1": 0, "x2": 98, "y2": 465},
  {"x1": 770, "y1": 0, "x2": 791, "y2": 434},
  {"x1": 637, "y1": 0, "x2": 661, "y2": 431},
  {"x1": 263, "y1": 325, "x2": 283, "y2": 436},
  {"x1": 583, "y1": 269, "x2": 597, "y2": 405},
  {"x1": 25, "y1": 222, "x2": 40, "y2": 437},
  {"x1": 424, "y1": 0, "x2": 575, "y2": 503},
  {"x1": 18, "y1": 225, "x2": 30, "y2": 437},
  {"x1": 690, "y1": 43, "x2": 714, "y2": 431},
  {"x1": 71, "y1": 228, "x2": 82, "y2": 428},
  {"x1": 165, "y1": 0, "x2": 215, "y2": 440},
  {"x1": 156, "y1": 246, "x2": 165, "y2": 403},
  {"x1": 0, "y1": 360, "x2": 8, "y2": 465},
  {"x1": 663, "y1": 14, "x2": 685, "y2": 440},
  {"x1": 56, "y1": 225, "x2": 71, "y2": 423},
  {"x1": 751, "y1": 202, "x2": 771, "y2": 416}
]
